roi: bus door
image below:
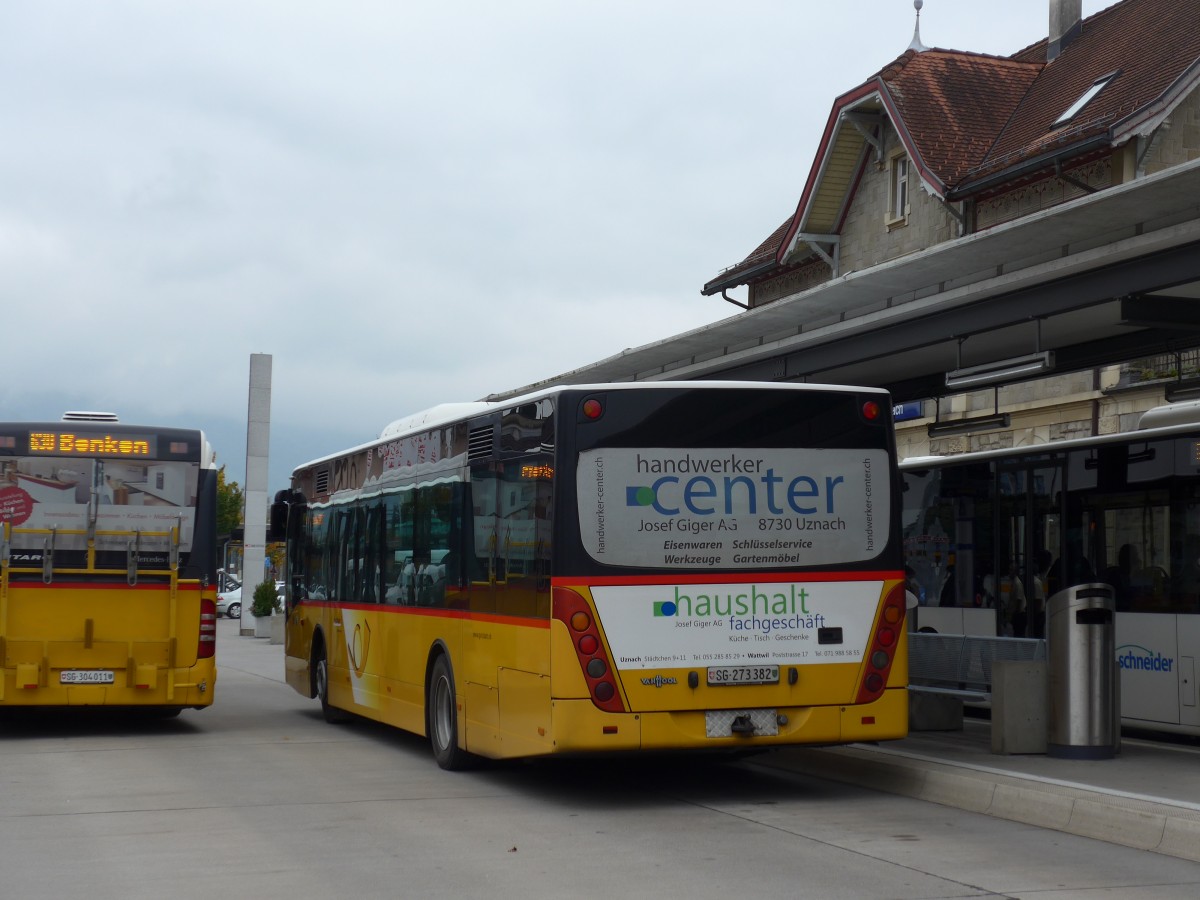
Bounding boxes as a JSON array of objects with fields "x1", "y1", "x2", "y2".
[
  {"x1": 906, "y1": 459, "x2": 996, "y2": 635},
  {"x1": 326, "y1": 503, "x2": 381, "y2": 709},
  {"x1": 1078, "y1": 440, "x2": 1186, "y2": 728},
  {"x1": 464, "y1": 405, "x2": 555, "y2": 754},
  {"x1": 1071, "y1": 442, "x2": 1172, "y2": 613},
  {"x1": 996, "y1": 457, "x2": 1062, "y2": 638}
]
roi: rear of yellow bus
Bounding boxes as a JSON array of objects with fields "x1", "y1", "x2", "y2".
[
  {"x1": 0, "y1": 421, "x2": 217, "y2": 711},
  {"x1": 548, "y1": 384, "x2": 907, "y2": 754}
]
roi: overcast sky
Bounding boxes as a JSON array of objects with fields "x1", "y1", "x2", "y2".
[{"x1": 0, "y1": 0, "x2": 1110, "y2": 493}]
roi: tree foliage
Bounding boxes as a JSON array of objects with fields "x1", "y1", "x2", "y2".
[
  {"x1": 216, "y1": 466, "x2": 243, "y2": 540},
  {"x1": 267, "y1": 542, "x2": 285, "y2": 575}
]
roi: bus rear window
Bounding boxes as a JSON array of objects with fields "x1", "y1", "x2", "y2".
[{"x1": 575, "y1": 446, "x2": 888, "y2": 569}]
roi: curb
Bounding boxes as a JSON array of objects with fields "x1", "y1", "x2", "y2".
[{"x1": 757, "y1": 744, "x2": 1200, "y2": 863}]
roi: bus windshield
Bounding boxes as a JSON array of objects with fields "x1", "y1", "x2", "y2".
[{"x1": 1, "y1": 430, "x2": 201, "y2": 567}]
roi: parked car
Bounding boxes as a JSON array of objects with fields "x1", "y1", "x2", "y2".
[{"x1": 216, "y1": 587, "x2": 242, "y2": 619}]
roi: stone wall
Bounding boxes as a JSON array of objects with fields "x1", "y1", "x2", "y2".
[
  {"x1": 838, "y1": 128, "x2": 957, "y2": 274},
  {"x1": 894, "y1": 367, "x2": 1167, "y2": 462},
  {"x1": 1143, "y1": 84, "x2": 1200, "y2": 176}
]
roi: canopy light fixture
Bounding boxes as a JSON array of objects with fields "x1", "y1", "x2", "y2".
[
  {"x1": 1165, "y1": 378, "x2": 1200, "y2": 403},
  {"x1": 927, "y1": 413, "x2": 1011, "y2": 437},
  {"x1": 945, "y1": 351, "x2": 1054, "y2": 390}
]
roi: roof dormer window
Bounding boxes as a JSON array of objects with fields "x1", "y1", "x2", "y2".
[{"x1": 1051, "y1": 71, "x2": 1118, "y2": 129}]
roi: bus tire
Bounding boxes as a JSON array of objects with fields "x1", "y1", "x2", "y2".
[
  {"x1": 428, "y1": 655, "x2": 475, "y2": 770},
  {"x1": 314, "y1": 644, "x2": 350, "y2": 724}
]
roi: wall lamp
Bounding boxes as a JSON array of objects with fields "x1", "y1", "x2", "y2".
[
  {"x1": 927, "y1": 412, "x2": 1010, "y2": 437},
  {"x1": 945, "y1": 351, "x2": 1055, "y2": 390}
]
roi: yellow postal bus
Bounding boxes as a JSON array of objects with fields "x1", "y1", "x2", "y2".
[
  {"x1": 0, "y1": 413, "x2": 218, "y2": 713},
  {"x1": 276, "y1": 382, "x2": 906, "y2": 768}
]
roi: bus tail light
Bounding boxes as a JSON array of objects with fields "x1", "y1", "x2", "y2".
[
  {"x1": 855, "y1": 582, "x2": 906, "y2": 704},
  {"x1": 198, "y1": 599, "x2": 217, "y2": 659},
  {"x1": 580, "y1": 397, "x2": 605, "y2": 421},
  {"x1": 553, "y1": 587, "x2": 625, "y2": 713}
]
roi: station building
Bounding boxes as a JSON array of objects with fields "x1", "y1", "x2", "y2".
[{"x1": 502, "y1": 0, "x2": 1200, "y2": 463}]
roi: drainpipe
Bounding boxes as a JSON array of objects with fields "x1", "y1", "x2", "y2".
[{"x1": 721, "y1": 289, "x2": 749, "y2": 310}]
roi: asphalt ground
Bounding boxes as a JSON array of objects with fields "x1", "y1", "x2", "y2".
[{"x1": 226, "y1": 622, "x2": 1200, "y2": 864}]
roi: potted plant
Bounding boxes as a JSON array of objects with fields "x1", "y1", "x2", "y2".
[{"x1": 250, "y1": 581, "x2": 280, "y2": 638}]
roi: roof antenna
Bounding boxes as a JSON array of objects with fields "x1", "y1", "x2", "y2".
[{"x1": 908, "y1": 0, "x2": 928, "y2": 52}]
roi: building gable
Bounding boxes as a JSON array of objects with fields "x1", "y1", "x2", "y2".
[{"x1": 706, "y1": 0, "x2": 1200, "y2": 307}]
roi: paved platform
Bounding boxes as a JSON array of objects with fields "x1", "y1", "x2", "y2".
[
  {"x1": 224, "y1": 624, "x2": 1199, "y2": 862},
  {"x1": 759, "y1": 718, "x2": 1200, "y2": 863}
]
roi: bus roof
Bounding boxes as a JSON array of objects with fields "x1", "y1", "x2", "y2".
[
  {"x1": 900, "y1": 400, "x2": 1200, "y2": 470},
  {"x1": 1136, "y1": 398, "x2": 1200, "y2": 431},
  {"x1": 294, "y1": 380, "x2": 890, "y2": 474}
]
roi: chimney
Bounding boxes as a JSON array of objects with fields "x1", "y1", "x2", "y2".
[{"x1": 1048, "y1": 0, "x2": 1083, "y2": 61}]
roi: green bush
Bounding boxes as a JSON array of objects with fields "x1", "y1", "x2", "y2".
[{"x1": 250, "y1": 580, "x2": 279, "y2": 617}]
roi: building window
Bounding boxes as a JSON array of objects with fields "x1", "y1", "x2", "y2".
[
  {"x1": 888, "y1": 153, "x2": 910, "y2": 225},
  {"x1": 1052, "y1": 71, "x2": 1118, "y2": 129}
]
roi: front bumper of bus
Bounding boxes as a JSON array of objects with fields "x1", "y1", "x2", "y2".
[{"x1": 547, "y1": 686, "x2": 908, "y2": 754}]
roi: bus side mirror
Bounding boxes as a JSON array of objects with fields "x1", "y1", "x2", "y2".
[
  {"x1": 268, "y1": 501, "x2": 288, "y2": 543},
  {"x1": 269, "y1": 489, "x2": 303, "y2": 543}
]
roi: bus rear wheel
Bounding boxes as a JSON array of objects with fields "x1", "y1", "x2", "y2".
[
  {"x1": 314, "y1": 644, "x2": 350, "y2": 724},
  {"x1": 428, "y1": 655, "x2": 475, "y2": 770}
]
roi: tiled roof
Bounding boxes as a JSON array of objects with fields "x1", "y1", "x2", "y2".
[
  {"x1": 702, "y1": 218, "x2": 791, "y2": 294},
  {"x1": 707, "y1": 0, "x2": 1200, "y2": 293},
  {"x1": 884, "y1": 50, "x2": 1041, "y2": 187},
  {"x1": 967, "y1": 0, "x2": 1200, "y2": 186}
]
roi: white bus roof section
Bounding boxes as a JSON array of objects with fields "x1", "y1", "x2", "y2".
[
  {"x1": 296, "y1": 381, "x2": 888, "y2": 474},
  {"x1": 486, "y1": 379, "x2": 884, "y2": 404},
  {"x1": 379, "y1": 402, "x2": 497, "y2": 440},
  {"x1": 493, "y1": 157, "x2": 1200, "y2": 403},
  {"x1": 1138, "y1": 399, "x2": 1200, "y2": 430}
]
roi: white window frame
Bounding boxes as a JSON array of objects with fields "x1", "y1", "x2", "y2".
[
  {"x1": 887, "y1": 151, "x2": 910, "y2": 226},
  {"x1": 1052, "y1": 71, "x2": 1118, "y2": 129}
]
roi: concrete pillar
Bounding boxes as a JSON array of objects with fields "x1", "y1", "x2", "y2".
[{"x1": 239, "y1": 353, "x2": 273, "y2": 636}]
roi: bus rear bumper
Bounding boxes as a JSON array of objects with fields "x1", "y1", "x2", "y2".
[
  {"x1": 1, "y1": 661, "x2": 216, "y2": 709},
  {"x1": 549, "y1": 688, "x2": 909, "y2": 753}
]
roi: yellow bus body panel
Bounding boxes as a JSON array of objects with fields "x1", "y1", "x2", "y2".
[
  {"x1": 1, "y1": 582, "x2": 215, "y2": 708},
  {"x1": 547, "y1": 688, "x2": 907, "y2": 754},
  {"x1": 284, "y1": 578, "x2": 908, "y2": 761}
]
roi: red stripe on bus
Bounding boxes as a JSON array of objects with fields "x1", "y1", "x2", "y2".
[
  {"x1": 553, "y1": 571, "x2": 903, "y2": 587},
  {"x1": 8, "y1": 581, "x2": 202, "y2": 592},
  {"x1": 293, "y1": 600, "x2": 550, "y2": 628}
]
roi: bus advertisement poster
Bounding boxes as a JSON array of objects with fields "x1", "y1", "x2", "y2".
[
  {"x1": 589, "y1": 578, "x2": 882, "y2": 668},
  {"x1": 575, "y1": 447, "x2": 887, "y2": 568}
]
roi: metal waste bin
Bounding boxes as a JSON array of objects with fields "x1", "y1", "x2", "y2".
[{"x1": 1046, "y1": 583, "x2": 1119, "y2": 759}]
